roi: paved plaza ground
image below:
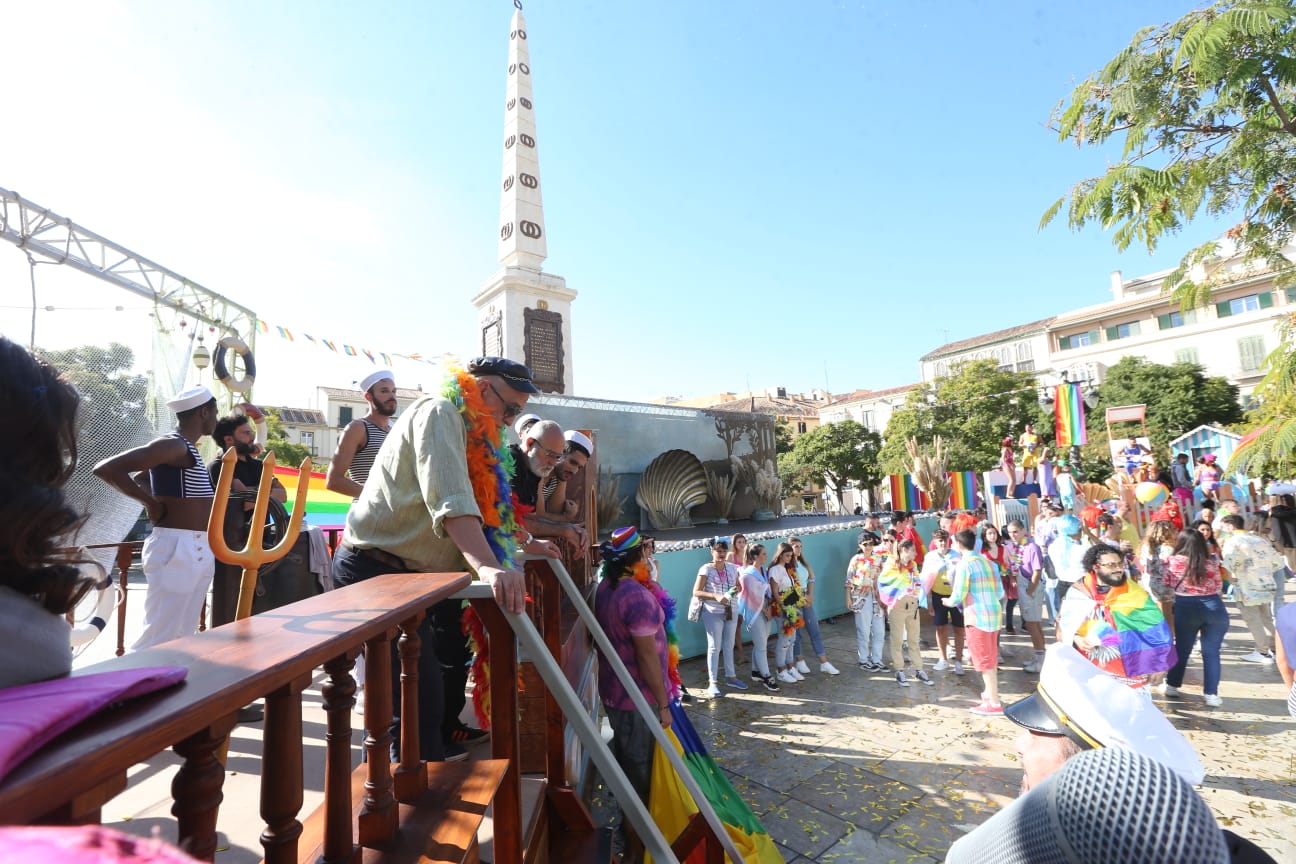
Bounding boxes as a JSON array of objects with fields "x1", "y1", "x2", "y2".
[
  {"x1": 675, "y1": 610, "x2": 1295, "y2": 863},
  {"x1": 84, "y1": 573, "x2": 1294, "y2": 862}
]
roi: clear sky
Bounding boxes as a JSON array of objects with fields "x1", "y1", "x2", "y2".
[{"x1": 0, "y1": 0, "x2": 1228, "y2": 408}]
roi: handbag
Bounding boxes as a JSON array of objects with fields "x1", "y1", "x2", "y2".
[{"x1": 687, "y1": 595, "x2": 703, "y2": 622}]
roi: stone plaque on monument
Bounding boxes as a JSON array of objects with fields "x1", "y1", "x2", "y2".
[
  {"x1": 523, "y1": 307, "x2": 564, "y2": 393},
  {"x1": 482, "y1": 312, "x2": 503, "y2": 357}
]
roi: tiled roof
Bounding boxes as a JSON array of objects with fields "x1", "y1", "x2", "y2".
[
  {"x1": 270, "y1": 407, "x2": 327, "y2": 425},
  {"x1": 705, "y1": 396, "x2": 821, "y2": 417},
  {"x1": 919, "y1": 317, "x2": 1056, "y2": 361}
]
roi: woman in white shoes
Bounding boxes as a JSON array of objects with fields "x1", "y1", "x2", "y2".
[
  {"x1": 736, "y1": 543, "x2": 780, "y2": 692},
  {"x1": 692, "y1": 538, "x2": 747, "y2": 698},
  {"x1": 768, "y1": 542, "x2": 806, "y2": 683},
  {"x1": 1161, "y1": 529, "x2": 1228, "y2": 707},
  {"x1": 788, "y1": 536, "x2": 841, "y2": 676}
]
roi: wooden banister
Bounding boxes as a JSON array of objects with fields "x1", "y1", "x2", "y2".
[{"x1": 0, "y1": 570, "x2": 470, "y2": 861}]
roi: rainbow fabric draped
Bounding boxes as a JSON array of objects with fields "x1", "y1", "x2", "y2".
[
  {"x1": 1054, "y1": 382, "x2": 1088, "y2": 446},
  {"x1": 646, "y1": 702, "x2": 783, "y2": 863},
  {"x1": 947, "y1": 471, "x2": 977, "y2": 509},
  {"x1": 1065, "y1": 577, "x2": 1175, "y2": 679}
]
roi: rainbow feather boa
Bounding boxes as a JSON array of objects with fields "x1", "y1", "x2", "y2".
[
  {"x1": 442, "y1": 368, "x2": 524, "y2": 730},
  {"x1": 628, "y1": 559, "x2": 682, "y2": 701}
]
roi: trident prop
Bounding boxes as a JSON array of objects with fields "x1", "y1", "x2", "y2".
[{"x1": 208, "y1": 447, "x2": 312, "y2": 621}]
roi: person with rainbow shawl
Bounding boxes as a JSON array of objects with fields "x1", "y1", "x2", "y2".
[
  {"x1": 878, "y1": 539, "x2": 934, "y2": 687},
  {"x1": 1057, "y1": 543, "x2": 1175, "y2": 687}
]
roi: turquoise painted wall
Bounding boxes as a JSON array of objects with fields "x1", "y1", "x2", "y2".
[{"x1": 657, "y1": 527, "x2": 859, "y2": 661}]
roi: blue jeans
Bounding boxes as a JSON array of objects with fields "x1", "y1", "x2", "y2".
[
  {"x1": 1167, "y1": 594, "x2": 1229, "y2": 696},
  {"x1": 793, "y1": 599, "x2": 825, "y2": 659},
  {"x1": 701, "y1": 606, "x2": 737, "y2": 683}
]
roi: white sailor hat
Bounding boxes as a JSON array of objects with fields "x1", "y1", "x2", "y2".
[
  {"x1": 1005, "y1": 644, "x2": 1204, "y2": 785},
  {"x1": 564, "y1": 430, "x2": 593, "y2": 457},
  {"x1": 513, "y1": 413, "x2": 542, "y2": 441},
  {"x1": 166, "y1": 386, "x2": 215, "y2": 414},
  {"x1": 359, "y1": 370, "x2": 394, "y2": 392}
]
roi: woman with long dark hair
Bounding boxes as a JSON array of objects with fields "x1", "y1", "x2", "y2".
[
  {"x1": 0, "y1": 337, "x2": 93, "y2": 688},
  {"x1": 982, "y1": 524, "x2": 1013, "y2": 633},
  {"x1": 1161, "y1": 528, "x2": 1228, "y2": 706}
]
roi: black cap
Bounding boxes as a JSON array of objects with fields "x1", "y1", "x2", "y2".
[{"x1": 467, "y1": 356, "x2": 539, "y2": 394}]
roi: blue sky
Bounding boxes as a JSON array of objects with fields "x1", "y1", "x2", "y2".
[{"x1": 0, "y1": 1, "x2": 1226, "y2": 407}]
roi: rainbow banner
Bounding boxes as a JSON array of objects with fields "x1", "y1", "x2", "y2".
[
  {"x1": 888, "y1": 474, "x2": 929, "y2": 511},
  {"x1": 273, "y1": 464, "x2": 352, "y2": 529},
  {"x1": 647, "y1": 702, "x2": 782, "y2": 863},
  {"x1": 1054, "y1": 382, "x2": 1088, "y2": 447},
  {"x1": 947, "y1": 471, "x2": 977, "y2": 509}
]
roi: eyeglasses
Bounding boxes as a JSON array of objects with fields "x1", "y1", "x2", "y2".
[
  {"x1": 1097, "y1": 560, "x2": 1126, "y2": 570},
  {"x1": 485, "y1": 381, "x2": 524, "y2": 421}
]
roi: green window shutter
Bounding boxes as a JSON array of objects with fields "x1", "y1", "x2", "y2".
[
  {"x1": 1087, "y1": 330, "x2": 1100, "y2": 344},
  {"x1": 1157, "y1": 313, "x2": 1172, "y2": 330},
  {"x1": 1286, "y1": 287, "x2": 1296, "y2": 303},
  {"x1": 1217, "y1": 301, "x2": 1233, "y2": 318},
  {"x1": 1105, "y1": 326, "x2": 1118, "y2": 341},
  {"x1": 1239, "y1": 336, "x2": 1266, "y2": 372},
  {"x1": 1259, "y1": 291, "x2": 1274, "y2": 309},
  {"x1": 338, "y1": 406, "x2": 353, "y2": 426}
]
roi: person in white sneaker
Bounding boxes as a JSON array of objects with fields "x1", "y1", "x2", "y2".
[
  {"x1": 946, "y1": 530, "x2": 1005, "y2": 715},
  {"x1": 1004, "y1": 521, "x2": 1047, "y2": 673},
  {"x1": 1220, "y1": 514, "x2": 1282, "y2": 664},
  {"x1": 736, "y1": 543, "x2": 779, "y2": 692},
  {"x1": 788, "y1": 536, "x2": 840, "y2": 675},
  {"x1": 692, "y1": 538, "x2": 747, "y2": 696},
  {"x1": 1162, "y1": 530, "x2": 1228, "y2": 707},
  {"x1": 923, "y1": 530, "x2": 965, "y2": 674},
  {"x1": 846, "y1": 532, "x2": 887, "y2": 671},
  {"x1": 768, "y1": 542, "x2": 805, "y2": 683},
  {"x1": 879, "y1": 540, "x2": 933, "y2": 687}
]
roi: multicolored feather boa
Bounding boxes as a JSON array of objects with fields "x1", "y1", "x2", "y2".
[
  {"x1": 441, "y1": 368, "x2": 524, "y2": 730},
  {"x1": 627, "y1": 559, "x2": 682, "y2": 701}
]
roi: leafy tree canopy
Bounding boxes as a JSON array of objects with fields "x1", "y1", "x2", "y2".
[
  {"x1": 774, "y1": 419, "x2": 795, "y2": 455},
  {"x1": 879, "y1": 360, "x2": 1052, "y2": 475},
  {"x1": 1087, "y1": 356, "x2": 1244, "y2": 458},
  {"x1": 787, "y1": 420, "x2": 884, "y2": 509},
  {"x1": 1042, "y1": 0, "x2": 1296, "y2": 309},
  {"x1": 263, "y1": 408, "x2": 313, "y2": 468}
]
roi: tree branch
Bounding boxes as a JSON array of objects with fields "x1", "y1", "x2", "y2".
[{"x1": 1258, "y1": 75, "x2": 1296, "y2": 137}]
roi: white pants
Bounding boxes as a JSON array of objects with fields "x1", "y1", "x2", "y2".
[
  {"x1": 749, "y1": 613, "x2": 772, "y2": 678},
  {"x1": 702, "y1": 607, "x2": 736, "y2": 683},
  {"x1": 134, "y1": 528, "x2": 215, "y2": 651},
  {"x1": 853, "y1": 595, "x2": 886, "y2": 665}
]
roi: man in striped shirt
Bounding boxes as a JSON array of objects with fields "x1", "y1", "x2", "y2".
[
  {"x1": 947, "y1": 529, "x2": 1005, "y2": 716},
  {"x1": 326, "y1": 369, "x2": 397, "y2": 499}
]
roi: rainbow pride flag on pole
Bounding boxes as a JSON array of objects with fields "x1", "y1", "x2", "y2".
[
  {"x1": 647, "y1": 703, "x2": 783, "y2": 863},
  {"x1": 947, "y1": 471, "x2": 978, "y2": 509},
  {"x1": 1054, "y1": 382, "x2": 1088, "y2": 447},
  {"x1": 888, "y1": 474, "x2": 929, "y2": 511}
]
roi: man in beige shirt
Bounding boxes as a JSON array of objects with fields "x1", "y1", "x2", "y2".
[{"x1": 334, "y1": 356, "x2": 558, "y2": 761}]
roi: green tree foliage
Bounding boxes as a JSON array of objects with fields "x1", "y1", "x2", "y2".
[
  {"x1": 777, "y1": 450, "x2": 817, "y2": 499},
  {"x1": 263, "y1": 408, "x2": 313, "y2": 467},
  {"x1": 1231, "y1": 317, "x2": 1296, "y2": 474},
  {"x1": 38, "y1": 343, "x2": 151, "y2": 456},
  {"x1": 879, "y1": 360, "x2": 1052, "y2": 476},
  {"x1": 787, "y1": 420, "x2": 884, "y2": 510},
  {"x1": 1087, "y1": 357, "x2": 1244, "y2": 459},
  {"x1": 1042, "y1": 1, "x2": 1296, "y2": 309},
  {"x1": 774, "y1": 419, "x2": 795, "y2": 455}
]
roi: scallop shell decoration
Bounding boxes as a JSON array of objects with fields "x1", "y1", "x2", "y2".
[{"x1": 636, "y1": 449, "x2": 709, "y2": 530}]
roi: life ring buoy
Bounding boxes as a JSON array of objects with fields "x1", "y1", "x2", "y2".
[
  {"x1": 213, "y1": 335, "x2": 256, "y2": 395},
  {"x1": 70, "y1": 554, "x2": 116, "y2": 651}
]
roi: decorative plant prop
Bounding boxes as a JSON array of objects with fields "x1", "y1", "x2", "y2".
[
  {"x1": 595, "y1": 465, "x2": 628, "y2": 534},
  {"x1": 705, "y1": 467, "x2": 737, "y2": 524},
  {"x1": 751, "y1": 459, "x2": 785, "y2": 514},
  {"x1": 904, "y1": 436, "x2": 952, "y2": 511}
]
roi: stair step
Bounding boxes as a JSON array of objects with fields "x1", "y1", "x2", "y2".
[{"x1": 290, "y1": 759, "x2": 509, "y2": 864}]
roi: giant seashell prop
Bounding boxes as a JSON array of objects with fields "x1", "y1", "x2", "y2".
[{"x1": 636, "y1": 449, "x2": 709, "y2": 530}]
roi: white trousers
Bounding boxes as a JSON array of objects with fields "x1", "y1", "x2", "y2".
[{"x1": 133, "y1": 528, "x2": 215, "y2": 651}]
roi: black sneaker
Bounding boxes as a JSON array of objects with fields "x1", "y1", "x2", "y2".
[
  {"x1": 916, "y1": 670, "x2": 934, "y2": 686},
  {"x1": 896, "y1": 671, "x2": 910, "y2": 687},
  {"x1": 761, "y1": 676, "x2": 780, "y2": 692},
  {"x1": 449, "y1": 724, "x2": 489, "y2": 744},
  {"x1": 858, "y1": 662, "x2": 872, "y2": 671},
  {"x1": 680, "y1": 688, "x2": 694, "y2": 704},
  {"x1": 443, "y1": 742, "x2": 469, "y2": 763},
  {"x1": 750, "y1": 668, "x2": 765, "y2": 681}
]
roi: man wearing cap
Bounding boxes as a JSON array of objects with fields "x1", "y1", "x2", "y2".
[
  {"x1": 326, "y1": 369, "x2": 398, "y2": 499},
  {"x1": 1058, "y1": 543, "x2": 1175, "y2": 684},
  {"x1": 538, "y1": 430, "x2": 593, "y2": 523},
  {"x1": 94, "y1": 386, "x2": 219, "y2": 650},
  {"x1": 333, "y1": 357, "x2": 557, "y2": 762}
]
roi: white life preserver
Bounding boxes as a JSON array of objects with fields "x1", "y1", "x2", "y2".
[
  {"x1": 70, "y1": 554, "x2": 117, "y2": 651},
  {"x1": 213, "y1": 335, "x2": 256, "y2": 395}
]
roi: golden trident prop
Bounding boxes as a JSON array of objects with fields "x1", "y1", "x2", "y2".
[{"x1": 208, "y1": 447, "x2": 312, "y2": 621}]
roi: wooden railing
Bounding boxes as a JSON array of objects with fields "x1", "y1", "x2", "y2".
[{"x1": 0, "y1": 570, "x2": 484, "y2": 862}]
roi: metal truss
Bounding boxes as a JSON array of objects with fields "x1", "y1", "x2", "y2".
[{"x1": 0, "y1": 186, "x2": 257, "y2": 346}]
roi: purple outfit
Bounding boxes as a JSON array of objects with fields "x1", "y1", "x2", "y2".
[{"x1": 595, "y1": 576, "x2": 668, "y2": 712}]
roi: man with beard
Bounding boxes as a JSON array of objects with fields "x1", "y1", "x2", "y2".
[
  {"x1": 509, "y1": 419, "x2": 586, "y2": 548},
  {"x1": 207, "y1": 411, "x2": 288, "y2": 628},
  {"x1": 327, "y1": 369, "x2": 398, "y2": 499},
  {"x1": 536, "y1": 430, "x2": 593, "y2": 548},
  {"x1": 1057, "y1": 543, "x2": 1176, "y2": 685}
]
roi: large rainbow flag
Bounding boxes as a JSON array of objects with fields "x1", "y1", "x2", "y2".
[
  {"x1": 947, "y1": 471, "x2": 977, "y2": 510},
  {"x1": 1054, "y1": 382, "x2": 1088, "y2": 447},
  {"x1": 647, "y1": 702, "x2": 783, "y2": 863},
  {"x1": 888, "y1": 474, "x2": 929, "y2": 511},
  {"x1": 273, "y1": 465, "x2": 352, "y2": 529}
]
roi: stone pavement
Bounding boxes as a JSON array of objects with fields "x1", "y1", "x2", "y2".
[{"x1": 677, "y1": 609, "x2": 1295, "y2": 863}]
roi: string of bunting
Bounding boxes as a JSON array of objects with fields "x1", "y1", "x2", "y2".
[{"x1": 253, "y1": 318, "x2": 454, "y2": 368}]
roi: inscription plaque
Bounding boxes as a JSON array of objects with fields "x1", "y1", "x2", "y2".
[
  {"x1": 482, "y1": 311, "x2": 503, "y2": 357},
  {"x1": 523, "y1": 307, "x2": 564, "y2": 393}
]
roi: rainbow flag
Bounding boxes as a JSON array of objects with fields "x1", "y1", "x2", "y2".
[
  {"x1": 947, "y1": 471, "x2": 977, "y2": 509},
  {"x1": 273, "y1": 465, "x2": 352, "y2": 529},
  {"x1": 647, "y1": 703, "x2": 783, "y2": 863},
  {"x1": 888, "y1": 474, "x2": 928, "y2": 511},
  {"x1": 1054, "y1": 382, "x2": 1088, "y2": 446}
]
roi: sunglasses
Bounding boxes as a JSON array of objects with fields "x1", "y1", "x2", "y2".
[{"x1": 486, "y1": 381, "x2": 524, "y2": 421}]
